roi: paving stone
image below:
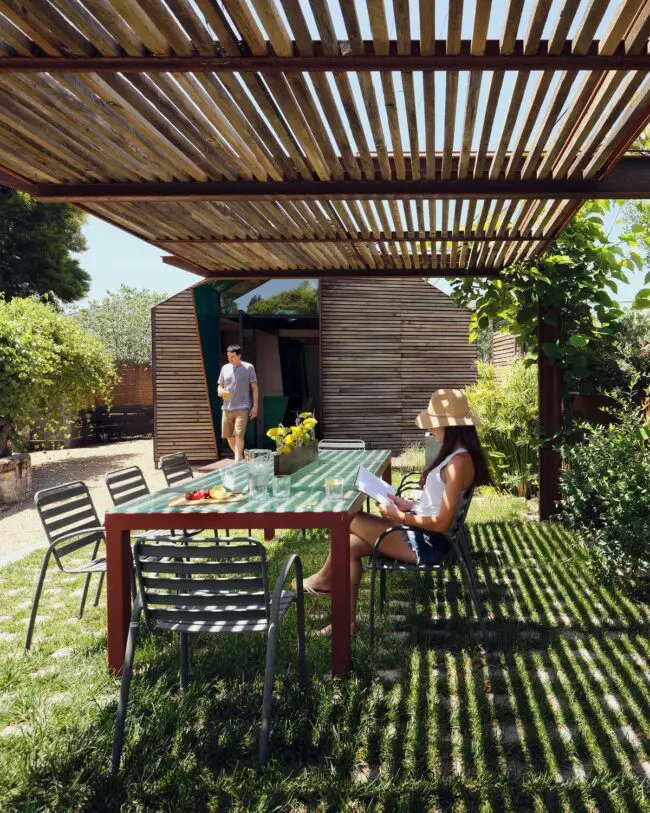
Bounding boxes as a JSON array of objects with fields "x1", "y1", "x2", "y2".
[
  {"x1": 50, "y1": 647, "x2": 73, "y2": 660},
  {"x1": 618, "y1": 726, "x2": 641, "y2": 748},
  {"x1": 376, "y1": 669, "x2": 402, "y2": 685},
  {"x1": 46, "y1": 692, "x2": 70, "y2": 706},
  {"x1": 352, "y1": 762, "x2": 380, "y2": 785},
  {"x1": 603, "y1": 694, "x2": 621, "y2": 712},
  {"x1": 499, "y1": 722, "x2": 521, "y2": 745},
  {"x1": 0, "y1": 724, "x2": 33, "y2": 738},
  {"x1": 30, "y1": 665, "x2": 56, "y2": 679},
  {"x1": 385, "y1": 631, "x2": 409, "y2": 643},
  {"x1": 635, "y1": 761, "x2": 650, "y2": 779},
  {"x1": 0, "y1": 632, "x2": 17, "y2": 641},
  {"x1": 388, "y1": 614, "x2": 407, "y2": 625},
  {"x1": 557, "y1": 725, "x2": 574, "y2": 743}
]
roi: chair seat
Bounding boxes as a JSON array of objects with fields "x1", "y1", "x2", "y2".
[
  {"x1": 62, "y1": 557, "x2": 107, "y2": 575},
  {"x1": 153, "y1": 590, "x2": 295, "y2": 634}
]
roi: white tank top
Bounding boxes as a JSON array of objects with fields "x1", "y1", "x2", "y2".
[{"x1": 415, "y1": 448, "x2": 469, "y2": 517}]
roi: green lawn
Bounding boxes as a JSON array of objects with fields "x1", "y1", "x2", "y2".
[{"x1": 1, "y1": 490, "x2": 650, "y2": 812}]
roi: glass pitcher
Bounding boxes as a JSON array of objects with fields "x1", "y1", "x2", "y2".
[{"x1": 245, "y1": 449, "x2": 273, "y2": 500}]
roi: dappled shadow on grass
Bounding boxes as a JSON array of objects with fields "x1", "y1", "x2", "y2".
[{"x1": 3, "y1": 523, "x2": 650, "y2": 811}]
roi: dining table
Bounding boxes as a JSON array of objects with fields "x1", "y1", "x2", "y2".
[{"x1": 104, "y1": 448, "x2": 392, "y2": 677}]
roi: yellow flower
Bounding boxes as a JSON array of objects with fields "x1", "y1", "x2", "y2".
[
  {"x1": 280, "y1": 443, "x2": 295, "y2": 455},
  {"x1": 266, "y1": 427, "x2": 281, "y2": 439},
  {"x1": 302, "y1": 417, "x2": 317, "y2": 429},
  {"x1": 299, "y1": 411, "x2": 314, "y2": 419}
]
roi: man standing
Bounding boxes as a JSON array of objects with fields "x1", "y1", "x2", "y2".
[{"x1": 217, "y1": 344, "x2": 259, "y2": 462}]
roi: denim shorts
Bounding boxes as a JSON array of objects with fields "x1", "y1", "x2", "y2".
[{"x1": 405, "y1": 529, "x2": 451, "y2": 566}]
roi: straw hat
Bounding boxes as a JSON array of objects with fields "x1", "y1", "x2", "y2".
[{"x1": 415, "y1": 388, "x2": 479, "y2": 429}]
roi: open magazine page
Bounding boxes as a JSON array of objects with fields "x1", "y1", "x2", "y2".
[{"x1": 355, "y1": 466, "x2": 395, "y2": 505}]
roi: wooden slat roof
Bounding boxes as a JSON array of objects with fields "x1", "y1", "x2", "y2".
[{"x1": 0, "y1": 0, "x2": 649, "y2": 282}]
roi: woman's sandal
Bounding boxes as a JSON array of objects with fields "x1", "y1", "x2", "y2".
[{"x1": 291, "y1": 578, "x2": 331, "y2": 598}]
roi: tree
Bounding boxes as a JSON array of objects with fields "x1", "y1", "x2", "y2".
[
  {"x1": 0, "y1": 297, "x2": 116, "y2": 457},
  {"x1": 247, "y1": 281, "x2": 318, "y2": 315},
  {"x1": 0, "y1": 187, "x2": 90, "y2": 303},
  {"x1": 450, "y1": 200, "x2": 648, "y2": 397},
  {"x1": 73, "y1": 285, "x2": 167, "y2": 364}
]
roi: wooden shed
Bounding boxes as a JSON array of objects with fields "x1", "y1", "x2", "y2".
[{"x1": 153, "y1": 278, "x2": 476, "y2": 463}]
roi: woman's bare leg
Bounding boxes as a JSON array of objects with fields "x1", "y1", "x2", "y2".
[{"x1": 305, "y1": 512, "x2": 417, "y2": 631}]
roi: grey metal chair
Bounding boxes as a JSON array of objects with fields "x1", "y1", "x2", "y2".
[
  {"x1": 25, "y1": 481, "x2": 106, "y2": 650},
  {"x1": 105, "y1": 465, "x2": 150, "y2": 506},
  {"x1": 160, "y1": 452, "x2": 194, "y2": 486},
  {"x1": 105, "y1": 466, "x2": 182, "y2": 542},
  {"x1": 368, "y1": 487, "x2": 485, "y2": 647},
  {"x1": 111, "y1": 536, "x2": 306, "y2": 771}
]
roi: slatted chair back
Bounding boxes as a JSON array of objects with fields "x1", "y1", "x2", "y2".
[
  {"x1": 105, "y1": 466, "x2": 150, "y2": 507},
  {"x1": 318, "y1": 438, "x2": 366, "y2": 450},
  {"x1": 133, "y1": 538, "x2": 271, "y2": 633},
  {"x1": 160, "y1": 453, "x2": 193, "y2": 487},
  {"x1": 35, "y1": 481, "x2": 104, "y2": 569},
  {"x1": 445, "y1": 486, "x2": 475, "y2": 542}
]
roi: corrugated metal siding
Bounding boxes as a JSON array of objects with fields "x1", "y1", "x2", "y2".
[
  {"x1": 152, "y1": 289, "x2": 217, "y2": 464},
  {"x1": 320, "y1": 279, "x2": 477, "y2": 452}
]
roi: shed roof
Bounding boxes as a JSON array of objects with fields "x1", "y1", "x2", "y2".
[{"x1": 0, "y1": 0, "x2": 649, "y2": 284}]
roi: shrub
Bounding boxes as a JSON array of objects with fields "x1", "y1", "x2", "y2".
[
  {"x1": 560, "y1": 398, "x2": 650, "y2": 586},
  {"x1": 466, "y1": 360, "x2": 539, "y2": 497},
  {"x1": 0, "y1": 297, "x2": 116, "y2": 457}
]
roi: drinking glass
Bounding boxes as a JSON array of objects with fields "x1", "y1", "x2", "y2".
[
  {"x1": 222, "y1": 466, "x2": 237, "y2": 492},
  {"x1": 325, "y1": 477, "x2": 344, "y2": 500},
  {"x1": 245, "y1": 449, "x2": 272, "y2": 501},
  {"x1": 272, "y1": 475, "x2": 291, "y2": 500}
]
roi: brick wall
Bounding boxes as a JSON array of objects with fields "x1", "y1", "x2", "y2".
[{"x1": 112, "y1": 364, "x2": 153, "y2": 406}]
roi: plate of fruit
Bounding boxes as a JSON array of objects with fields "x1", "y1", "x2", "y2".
[{"x1": 168, "y1": 485, "x2": 245, "y2": 507}]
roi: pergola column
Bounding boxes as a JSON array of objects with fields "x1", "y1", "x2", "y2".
[{"x1": 537, "y1": 305, "x2": 563, "y2": 521}]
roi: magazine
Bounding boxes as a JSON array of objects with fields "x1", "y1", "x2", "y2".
[{"x1": 354, "y1": 466, "x2": 396, "y2": 506}]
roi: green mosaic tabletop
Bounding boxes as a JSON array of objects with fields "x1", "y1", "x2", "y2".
[{"x1": 107, "y1": 449, "x2": 391, "y2": 516}]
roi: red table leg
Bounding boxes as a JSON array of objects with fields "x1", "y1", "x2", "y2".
[
  {"x1": 264, "y1": 528, "x2": 276, "y2": 541},
  {"x1": 330, "y1": 515, "x2": 351, "y2": 677},
  {"x1": 105, "y1": 515, "x2": 131, "y2": 674},
  {"x1": 382, "y1": 459, "x2": 392, "y2": 486}
]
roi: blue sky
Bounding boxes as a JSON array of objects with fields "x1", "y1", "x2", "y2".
[{"x1": 79, "y1": 205, "x2": 648, "y2": 309}]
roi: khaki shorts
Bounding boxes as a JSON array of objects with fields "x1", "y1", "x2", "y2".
[{"x1": 222, "y1": 408, "x2": 249, "y2": 438}]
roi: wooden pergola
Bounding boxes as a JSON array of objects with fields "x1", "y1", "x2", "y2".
[{"x1": 1, "y1": 0, "x2": 650, "y2": 519}]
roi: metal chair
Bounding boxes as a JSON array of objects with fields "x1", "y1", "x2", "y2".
[
  {"x1": 112, "y1": 537, "x2": 306, "y2": 770},
  {"x1": 368, "y1": 487, "x2": 485, "y2": 647},
  {"x1": 160, "y1": 452, "x2": 194, "y2": 486},
  {"x1": 105, "y1": 465, "x2": 151, "y2": 505},
  {"x1": 318, "y1": 438, "x2": 366, "y2": 450},
  {"x1": 25, "y1": 481, "x2": 106, "y2": 650},
  {"x1": 105, "y1": 466, "x2": 184, "y2": 542}
]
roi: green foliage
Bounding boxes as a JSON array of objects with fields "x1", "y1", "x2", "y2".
[
  {"x1": 622, "y1": 199, "x2": 650, "y2": 310},
  {"x1": 0, "y1": 297, "x2": 116, "y2": 456},
  {"x1": 451, "y1": 201, "x2": 648, "y2": 395},
  {"x1": 0, "y1": 187, "x2": 90, "y2": 303},
  {"x1": 466, "y1": 361, "x2": 540, "y2": 496},
  {"x1": 579, "y1": 308, "x2": 650, "y2": 396},
  {"x1": 73, "y1": 285, "x2": 166, "y2": 365},
  {"x1": 560, "y1": 397, "x2": 650, "y2": 586},
  {"x1": 247, "y1": 281, "x2": 318, "y2": 315}
]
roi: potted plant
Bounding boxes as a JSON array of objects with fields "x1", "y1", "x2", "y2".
[{"x1": 267, "y1": 412, "x2": 318, "y2": 475}]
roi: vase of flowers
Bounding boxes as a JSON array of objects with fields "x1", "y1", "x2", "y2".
[{"x1": 267, "y1": 412, "x2": 319, "y2": 475}]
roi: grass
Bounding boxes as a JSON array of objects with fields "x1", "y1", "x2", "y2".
[{"x1": 2, "y1": 492, "x2": 650, "y2": 811}]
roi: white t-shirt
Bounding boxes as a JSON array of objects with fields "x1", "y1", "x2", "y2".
[{"x1": 414, "y1": 448, "x2": 469, "y2": 517}]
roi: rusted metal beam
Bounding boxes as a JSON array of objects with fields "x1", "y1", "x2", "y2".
[
  {"x1": 154, "y1": 232, "x2": 534, "y2": 245},
  {"x1": 0, "y1": 40, "x2": 646, "y2": 72},
  {"x1": 32, "y1": 157, "x2": 650, "y2": 202}
]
